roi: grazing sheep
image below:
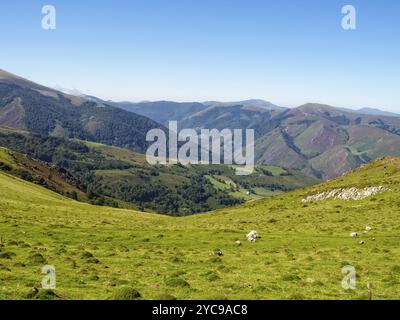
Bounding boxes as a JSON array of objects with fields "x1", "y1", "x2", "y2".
[
  {"x1": 359, "y1": 241, "x2": 365, "y2": 245},
  {"x1": 350, "y1": 232, "x2": 358, "y2": 238},
  {"x1": 365, "y1": 226, "x2": 372, "y2": 232},
  {"x1": 212, "y1": 249, "x2": 223, "y2": 256},
  {"x1": 247, "y1": 231, "x2": 259, "y2": 243}
]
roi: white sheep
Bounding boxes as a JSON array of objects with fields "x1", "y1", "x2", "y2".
[
  {"x1": 350, "y1": 232, "x2": 358, "y2": 238},
  {"x1": 247, "y1": 231, "x2": 259, "y2": 243},
  {"x1": 365, "y1": 226, "x2": 372, "y2": 232}
]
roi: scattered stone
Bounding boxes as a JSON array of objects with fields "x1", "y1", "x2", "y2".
[{"x1": 235, "y1": 240, "x2": 242, "y2": 246}]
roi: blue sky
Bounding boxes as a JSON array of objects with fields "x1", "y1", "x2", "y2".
[{"x1": 1, "y1": 0, "x2": 399, "y2": 111}]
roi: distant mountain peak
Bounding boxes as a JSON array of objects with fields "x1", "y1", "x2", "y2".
[
  {"x1": 52, "y1": 85, "x2": 87, "y2": 97},
  {"x1": 355, "y1": 107, "x2": 400, "y2": 118},
  {"x1": 203, "y1": 99, "x2": 284, "y2": 111},
  {"x1": 297, "y1": 103, "x2": 400, "y2": 119}
]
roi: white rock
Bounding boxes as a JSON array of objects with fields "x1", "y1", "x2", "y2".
[{"x1": 302, "y1": 186, "x2": 389, "y2": 203}]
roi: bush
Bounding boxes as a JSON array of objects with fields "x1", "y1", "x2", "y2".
[
  {"x1": 0, "y1": 252, "x2": 16, "y2": 259},
  {"x1": 28, "y1": 253, "x2": 46, "y2": 264},
  {"x1": 0, "y1": 162, "x2": 12, "y2": 171},
  {"x1": 206, "y1": 273, "x2": 220, "y2": 282},
  {"x1": 67, "y1": 191, "x2": 78, "y2": 200},
  {"x1": 26, "y1": 288, "x2": 59, "y2": 300},
  {"x1": 281, "y1": 274, "x2": 301, "y2": 282},
  {"x1": 165, "y1": 277, "x2": 190, "y2": 288},
  {"x1": 80, "y1": 251, "x2": 94, "y2": 259}
]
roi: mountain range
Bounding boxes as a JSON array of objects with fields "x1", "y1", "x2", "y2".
[
  {"x1": 2, "y1": 69, "x2": 400, "y2": 181},
  {"x1": 109, "y1": 99, "x2": 400, "y2": 180}
]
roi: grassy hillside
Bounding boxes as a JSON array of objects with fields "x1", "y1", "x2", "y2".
[
  {"x1": 0, "y1": 147, "x2": 87, "y2": 201},
  {"x1": 1, "y1": 157, "x2": 400, "y2": 300}
]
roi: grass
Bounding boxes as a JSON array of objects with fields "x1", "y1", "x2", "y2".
[
  {"x1": 206, "y1": 172, "x2": 286, "y2": 200},
  {"x1": 0, "y1": 147, "x2": 18, "y2": 169},
  {"x1": 1, "y1": 157, "x2": 400, "y2": 299}
]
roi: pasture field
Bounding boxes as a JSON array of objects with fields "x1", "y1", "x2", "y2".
[{"x1": 0, "y1": 157, "x2": 400, "y2": 299}]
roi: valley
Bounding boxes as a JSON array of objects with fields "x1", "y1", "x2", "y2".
[{"x1": 0, "y1": 130, "x2": 316, "y2": 215}]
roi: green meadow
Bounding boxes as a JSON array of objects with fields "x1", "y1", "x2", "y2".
[{"x1": 1, "y1": 156, "x2": 400, "y2": 300}]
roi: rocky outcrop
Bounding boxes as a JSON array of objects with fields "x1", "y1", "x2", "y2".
[{"x1": 302, "y1": 186, "x2": 389, "y2": 202}]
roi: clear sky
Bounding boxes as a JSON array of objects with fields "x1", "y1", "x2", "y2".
[{"x1": 1, "y1": 0, "x2": 399, "y2": 111}]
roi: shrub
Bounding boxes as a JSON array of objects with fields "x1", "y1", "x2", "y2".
[
  {"x1": 26, "y1": 288, "x2": 59, "y2": 300},
  {"x1": 156, "y1": 293, "x2": 177, "y2": 300},
  {"x1": 206, "y1": 272, "x2": 220, "y2": 282},
  {"x1": 281, "y1": 274, "x2": 301, "y2": 282},
  {"x1": 81, "y1": 251, "x2": 94, "y2": 259},
  {"x1": 209, "y1": 256, "x2": 223, "y2": 264},
  {"x1": 113, "y1": 287, "x2": 142, "y2": 300},
  {"x1": 0, "y1": 264, "x2": 11, "y2": 271},
  {"x1": 165, "y1": 277, "x2": 190, "y2": 288},
  {"x1": 28, "y1": 253, "x2": 46, "y2": 264},
  {"x1": 0, "y1": 252, "x2": 16, "y2": 259}
]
